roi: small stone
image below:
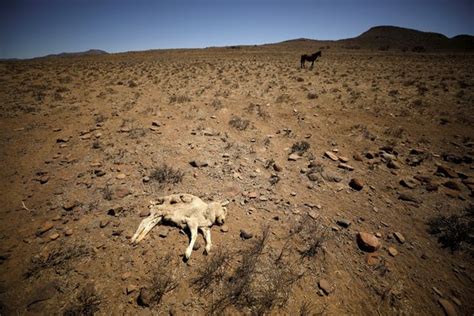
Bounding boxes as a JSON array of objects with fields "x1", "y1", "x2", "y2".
[
  {"x1": 400, "y1": 178, "x2": 417, "y2": 189},
  {"x1": 100, "y1": 220, "x2": 110, "y2": 228},
  {"x1": 116, "y1": 173, "x2": 126, "y2": 180},
  {"x1": 357, "y1": 232, "x2": 381, "y2": 252},
  {"x1": 248, "y1": 192, "x2": 258, "y2": 199},
  {"x1": 353, "y1": 153, "x2": 363, "y2": 161},
  {"x1": 349, "y1": 178, "x2": 364, "y2": 191},
  {"x1": 64, "y1": 229, "x2": 73, "y2": 236},
  {"x1": 438, "y1": 299, "x2": 458, "y2": 316},
  {"x1": 142, "y1": 176, "x2": 150, "y2": 183},
  {"x1": 366, "y1": 253, "x2": 381, "y2": 266},
  {"x1": 288, "y1": 153, "x2": 301, "y2": 161},
  {"x1": 121, "y1": 272, "x2": 131, "y2": 281},
  {"x1": 338, "y1": 163, "x2": 354, "y2": 171},
  {"x1": 336, "y1": 219, "x2": 351, "y2": 228},
  {"x1": 388, "y1": 247, "x2": 398, "y2": 256},
  {"x1": 189, "y1": 160, "x2": 209, "y2": 168},
  {"x1": 436, "y1": 165, "x2": 457, "y2": 178},
  {"x1": 37, "y1": 222, "x2": 54, "y2": 235},
  {"x1": 63, "y1": 200, "x2": 79, "y2": 211},
  {"x1": 240, "y1": 230, "x2": 253, "y2": 240},
  {"x1": 443, "y1": 181, "x2": 461, "y2": 191},
  {"x1": 433, "y1": 287, "x2": 443, "y2": 297},
  {"x1": 152, "y1": 120, "x2": 161, "y2": 127},
  {"x1": 318, "y1": 279, "x2": 332, "y2": 295},
  {"x1": 393, "y1": 232, "x2": 406, "y2": 244},
  {"x1": 273, "y1": 163, "x2": 283, "y2": 172},
  {"x1": 387, "y1": 160, "x2": 401, "y2": 169},
  {"x1": 49, "y1": 232, "x2": 60, "y2": 241},
  {"x1": 115, "y1": 187, "x2": 131, "y2": 198},
  {"x1": 193, "y1": 241, "x2": 201, "y2": 251},
  {"x1": 339, "y1": 156, "x2": 349, "y2": 163},
  {"x1": 94, "y1": 169, "x2": 106, "y2": 177},
  {"x1": 307, "y1": 173, "x2": 320, "y2": 182},
  {"x1": 159, "y1": 230, "x2": 168, "y2": 238},
  {"x1": 139, "y1": 209, "x2": 151, "y2": 217},
  {"x1": 398, "y1": 193, "x2": 421, "y2": 204},
  {"x1": 325, "y1": 151, "x2": 338, "y2": 161},
  {"x1": 220, "y1": 225, "x2": 229, "y2": 232}
]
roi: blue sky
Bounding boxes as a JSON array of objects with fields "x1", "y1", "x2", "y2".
[{"x1": 0, "y1": 0, "x2": 472, "y2": 59}]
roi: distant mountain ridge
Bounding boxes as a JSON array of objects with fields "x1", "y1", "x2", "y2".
[
  {"x1": 272, "y1": 25, "x2": 474, "y2": 51},
  {"x1": 38, "y1": 49, "x2": 108, "y2": 59}
]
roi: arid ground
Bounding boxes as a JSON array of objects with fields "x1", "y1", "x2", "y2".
[{"x1": 0, "y1": 41, "x2": 473, "y2": 315}]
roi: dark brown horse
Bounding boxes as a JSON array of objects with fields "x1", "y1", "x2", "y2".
[{"x1": 300, "y1": 51, "x2": 322, "y2": 69}]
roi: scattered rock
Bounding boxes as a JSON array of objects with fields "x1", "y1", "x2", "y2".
[
  {"x1": 438, "y1": 299, "x2": 458, "y2": 316},
  {"x1": 63, "y1": 200, "x2": 79, "y2": 211},
  {"x1": 143, "y1": 176, "x2": 150, "y2": 183},
  {"x1": 443, "y1": 181, "x2": 461, "y2": 191},
  {"x1": 189, "y1": 160, "x2": 209, "y2": 168},
  {"x1": 220, "y1": 225, "x2": 229, "y2": 233},
  {"x1": 339, "y1": 156, "x2": 349, "y2": 163},
  {"x1": 37, "y1": 222, "x2": 54, "y2": 235},
  {"x1": 49, "y1": 232, "x2": 60, "y2": 241},
  {"x1": 387, "y1": 160, "x2": 401, "y2": 169},
  {"x1": 139, "y1": 209, "x2": 151, "y2": 217},
  {"x1": 248, "y1": 191, "x2": 258, "y2": 199},
  {"x1": 366, "y1": 253, "x2": 381, "y2": 266},
  {"x1": 353, "y1": 153, "x2": 363, "y2": 161},
  {"x1": 240, "y1": 229, "x2": 253, "y2": 240},
  {"x1": 325, "y1": 151, "x2": 339, "y2": 161},
  {"x1": 393, "y1": 232, "x2": 406, "y2": 244},
  {"x1": 273, "y1": 163, "x2": 283, "y2": 172},
  {"x1": 100, "y1": 220, "x2": 110, "y2": 228},
  {"x1": 336, "y1": 219, "x2": 352, "y2": 228},
  {"x1": 288, "y1": 153, "x2": 301, "y2": 161},
  {"x1": 436, "y1": 165, "x2": 457, "y2": 178},
  {"x1": 318, "y1": 279, "x2": 332, "y2": 295},
  {"x1": 115, "y1": 187, "x2": 131, "y2": 199},
  {"x1": 116, "y1": 173, "x2": 126, "y2": 180},
  {"x1": 349, "y1": 178, "x2": 364, "y2": 191},
  {"x1": 307, "y1": 173, "x2": 320, "y2": 182},
  {"x1": 338, "y1": 163, "x2": 354, "y2": 171},
  {"x1": 357, "y1": 232, "x2": 381, "y2": 252},
  {"x1": 388, "y1": 246, "x2": 398, "y2": 256},
  {"x1": 64, "y1": 229, "x2": 73, "y2": 236},
  {"x1": 159, "y1": 230, "x2": 168, "y2": 238},
  {"x1": 400, "y1": 178, "x2": 417, "y2": 189},
  {"x1": 398, "y1": 193, "x2": 421, "y2": 204}
]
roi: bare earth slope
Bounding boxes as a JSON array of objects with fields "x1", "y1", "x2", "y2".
[{"x1": 0, "y1": 43, "x2": 473, "y2": 315}]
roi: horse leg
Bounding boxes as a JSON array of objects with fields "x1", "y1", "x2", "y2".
[{"x1": 310, "y1": 60, "x2": 314, "y2": 69}]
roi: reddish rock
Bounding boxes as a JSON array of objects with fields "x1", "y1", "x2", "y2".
[
  {"x1": 438, "y1": 299, "x2": 457, "y2": 316},
  {"x1": 115, "y1": 187, "x2": 131, "y2": 199},
  {"x1": 349, "y1": 178, "x2": 364, "y2": 191},
  {"x1": 318, "y1": 279, "x2": 332, "y2": 295},
  {"x1": 37, "y1": 222, "x2": 54, "y2": 235},
  {"x1": 357, "y1": 232, "x2": 381, "y2": 252},
  {"x1": 325, "y1": 151, "x2": 339, "y2": 161}
]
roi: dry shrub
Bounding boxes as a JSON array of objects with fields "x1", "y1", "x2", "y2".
[
  {"x1": 192, "y1": 250, "x2": 230, "y2": 293},
  {"x1": 427, "y1": 205, "x2": 474, "y2": 253},
  {"x1": 63, "y1": 284, "x2": 101, "y2": 316},
  {"x1": 25, "y1": 245, "x2": 92, "y2": 278},
  {"x1": 291, "y1": 141, "x2": 310, "y2": 154},
  {"x1": 150, "y1": 164, "x2": 184, "y2": 185},
  {"x1": 138, "y1": 255, "x2": 178, "y2": 307},
  {"x1": 229, "y1": 116, "x2": 250, "y2": 131},
  {"x1": 210, "y1": 227, "x2": 302, "y2": 315}
]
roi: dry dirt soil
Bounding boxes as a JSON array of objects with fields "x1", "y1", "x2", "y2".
[{"x1": 0, "y1": 45, "x2": 473, "y2": 315}]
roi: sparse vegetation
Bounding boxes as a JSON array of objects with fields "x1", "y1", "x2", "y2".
[
  {"x1": 229, "y1": 116, "x2": 250, "y2": 131},
  {"x1": 427, "y1": 205, "x2": 474, "y2": 252},
  {"x1": 150, "y1": 164, "x2": 184, "y2": 185},
  {"x1": 64, "y1": 285, "x2": 101, "y2": 316}
]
